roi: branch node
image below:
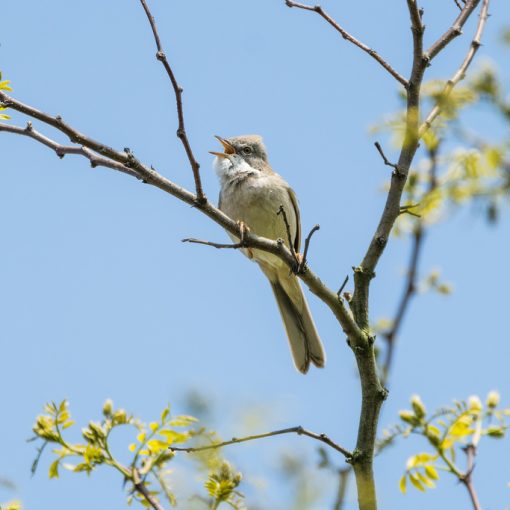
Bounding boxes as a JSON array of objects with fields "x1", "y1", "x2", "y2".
[
  {"x1": 156, "y1": 50, "x2": 165, "y2": 61},
  {"x1": 378, "y1": 387, "x2": 389, "y2": 401},
  {"x1": 376, "y1": 235, "x2": 387, "y2": 248},
  {"x1": 25, "y1": 121, "x2": 33, "y2": 132}
]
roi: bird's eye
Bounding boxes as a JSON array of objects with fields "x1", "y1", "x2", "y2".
[{"x1": 242, "y1": 146, "x2": 253, "y2": 155}]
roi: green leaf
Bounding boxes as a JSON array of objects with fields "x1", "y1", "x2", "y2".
[
  {"x1": 48, "y1": 459, "x2": 60, "y2": 479},
  {"x1": 399, "y1": 474, "x2": 407, "y2": 494},
  {"x1": 409, "y1": 473, "x2": 425, "y2": 492},
  {"x1": 159, "y1": 429, "x2": 189, "y2": 445},
  {"x1": 425, "y1": 464, "x2": 439, "y2": 480},
  {"x1": 169, "y1": 415, "x2": 198, "y2": 427}
]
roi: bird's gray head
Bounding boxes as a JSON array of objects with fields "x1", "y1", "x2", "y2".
[{"x1": 210, "y1": 134, "x2": 269, "y2": 167}]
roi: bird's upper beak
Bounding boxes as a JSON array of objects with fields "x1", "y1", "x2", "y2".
[{"x1": 209, "y1": 135, "x2": 236, "y2": 158}]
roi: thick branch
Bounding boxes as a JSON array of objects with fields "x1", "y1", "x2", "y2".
[
  {"x1": 170, "y1": 426, "x2": 352, "y2": 459},
  {"x1": 138, "y1": 0, "x2": 205, "y2": 202},
  {"x1": 285, "y1": 1, "x2": 408, "y2": 88},
  {"x1": 0, "y1": 91, "x2": 362, "y2": 342},
  {"x1": 426, "y1": 0, "x2": 482, "y2": 60},
  {"x1": 420, "y1": 0, "x2": 490, "y2": 137}
]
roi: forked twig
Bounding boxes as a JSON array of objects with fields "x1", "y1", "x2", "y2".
[
  {"x1": 285, "y1": 1, "x2": 408, "y2": 87},
  {"x1": 170, "y1": 426, "x2": 352, "y2": 459},
  {"x1": 138, "y1": 0, "x2": 205, "y2": 202}
]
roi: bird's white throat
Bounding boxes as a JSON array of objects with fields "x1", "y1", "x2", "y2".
[{"x1": 213, "y1": 154, "x2": 255, "y2": 182}]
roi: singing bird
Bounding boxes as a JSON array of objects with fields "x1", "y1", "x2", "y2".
[{"x1": 211, "y1": 135, "x2": 326, "y2": 373}]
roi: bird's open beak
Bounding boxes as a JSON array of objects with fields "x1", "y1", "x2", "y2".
[{"x1": 209, "y1": 135, "x2": 236, "y2": 158}]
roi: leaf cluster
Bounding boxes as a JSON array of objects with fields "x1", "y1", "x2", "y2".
[
  {"x1": 381, "y1": 392, "x2": 510, "y2": 494},
  {"x1": 31, "y1": 400, "x2": 244, "y2": 509}
]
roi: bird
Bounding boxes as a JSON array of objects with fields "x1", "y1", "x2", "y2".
[{"x1": 210, "y1": 134, "x2": 326, "y2": 374}]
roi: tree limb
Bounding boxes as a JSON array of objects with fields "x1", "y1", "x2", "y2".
[
  {"x1": 285, "y1": 1, "x2": 408, "y2": 88},
  {"x1": 133, "y1": 468, "x2": 167, "y2": 510},
  {"x1": 461, "y1": 444, "x2": 481, "y2": 510},
  {"x1": 420, "y1": 0, "x2": 490, "y2": 137},
  {"x1": 0, "y1": 122, "x2": 140, "y2": 178},
  {"x1": 170, "y1": 426, "x2": 352, "y2": 459},
  {"x1": 0, "y1": 90, "x2": 362, "y2": 343},
  {"x1": 426, "y1": 0, "x2": 482, "y2": 61},
  {"x1": 138, "y1": 0, "x2": 205, "y2": 202}
]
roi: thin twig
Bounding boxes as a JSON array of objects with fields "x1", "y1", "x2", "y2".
[
  {"x1": 298, "y1": 224, "x2": 320, "y2": 273},
  {"x1": 420, "y1": 0, "x2": 490, "y2": 137},
  {"x1": 381, "y1": 144, "x2": 439, "y2": 386},
  {"x1": 181, "y1": 238, "x2": 244, "y2": 250},
  {"x1": 461, "y1": 445, "x2": 481, "y2": 510},
  {"x1": 277, "y1": 205, "x2": 299, "y2": 266},
  {"x1": 374, "y1": 141, "x2": 401, "y2": 174},
  {"x1": 170, "y1": 426, "x2": 352, "y2": 459},
  {"x1": 0, "y1": 122, "x2": 141, "y2": 178},
  {"x1": 337, "y1": 275, "x2": 349, "y2": 298},
  {"x1": 285, "y1": 1, "x2": 408, "y2": 88},
  {"x1": 138, "y1": 0, "x2": 205, "y2": 202},
  {"x1": 426, "y1": 0, "x2": 482, "y2": 61},
  {"x1": 133, "y1": 468, "x2": 167, "y2": 510}
]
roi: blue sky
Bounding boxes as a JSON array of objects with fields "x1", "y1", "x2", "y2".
[{"x1": 1, "y1": 1, "x2": 509, "y2": 509}]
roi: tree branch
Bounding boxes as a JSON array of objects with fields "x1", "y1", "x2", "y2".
[
  {"x1": 285, "y1": 1, "x2": 408, "y2": 88},
  {"x1": 170, "y1": 426, "x2": 352, "y2": 459},
  {"x1": 0, "y1": 90, "x2": 362, "y2": 343},
  {"x1": 0, "y1": 122, "x2": 141, "y2": 178},
  {"x1": 138, "y1": 0, "x2": 205, "y2": 202},
  {"x1": 426, "y1": 0, "x2": 482, "y2": 61},
  {"x1": 420, "y1": 0, "x2": 490, "y2": 137},
  {"x1": 133, "y1": 468, "x2": 167, "y2": 510},
  {"x1": 381, "y1": 144, "x2": 439, "y2": 386},
  {"x1": 461, "y1": 445, "x2": 481, "y2": 510}
]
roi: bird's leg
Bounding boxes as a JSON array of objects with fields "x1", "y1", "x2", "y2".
[{"x1": 237, "y1": 220, "x2": 254, "y2": 259}]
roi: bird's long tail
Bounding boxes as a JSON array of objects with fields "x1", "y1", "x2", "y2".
[{"x1": 262, "y1": 266, "x2": 326, "y2": 374}]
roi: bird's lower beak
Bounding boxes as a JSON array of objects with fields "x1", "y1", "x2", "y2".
[{"x1": 209, "y1": 135, "x2": 236, "y2": 158}]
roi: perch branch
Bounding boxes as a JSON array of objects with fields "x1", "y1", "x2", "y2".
[
  {"x1": 138, "y1": 0, "x2": 205, "y2": 202},
  {"x1": 0, "y1": 90, "x2": 362, "y2": 342},
  {"x1": 285, "y1": 1, "x2": 408, "y2": 88},
  {"x1": 170, "y1": 426, "x2": 352, "y2": 459}
]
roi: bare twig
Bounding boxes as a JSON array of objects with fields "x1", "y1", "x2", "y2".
[
  {"x1": 298, "y1": 224, "x2": 320, "y2": 273},
  {"x1": 337, "y1": 275, "x2": 349, "y2": 298},
  {"x1": 181, "y1": 238, "x2": 244, "y2": 250},
  {"x1": 133, "y1": 468, "x2": 167, "y2": 510},
  {"x1": 277, "y1": 204, "x2": 299, "y2": 266},
  {"x1": 427, "y1": 0, "x2": 482, "y2": 61},
  {"x1": 374, "y1": 142, "x2": 401, "y2": 174},
  {"x1": 381, "y1": 143, "x2": 439, "y2": 386},
  {"x1": 285, "y1": 1, "x2": 408, "y2": 88},
  {"x1": 461, "y1": 445, "x2": 481, "y2": 510},
  {"x1": 420, "y1": 0, "x2": 490, "y2": 137},
  {"x1": 0, "y1": 122, "x2": 141, "y2": 178},
  {"x1": 170, "y1": 426, "x2": 352, "y2": 459},
  {"x1": 138, "y1": 0, "x2": 205, "y2": 202}
]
